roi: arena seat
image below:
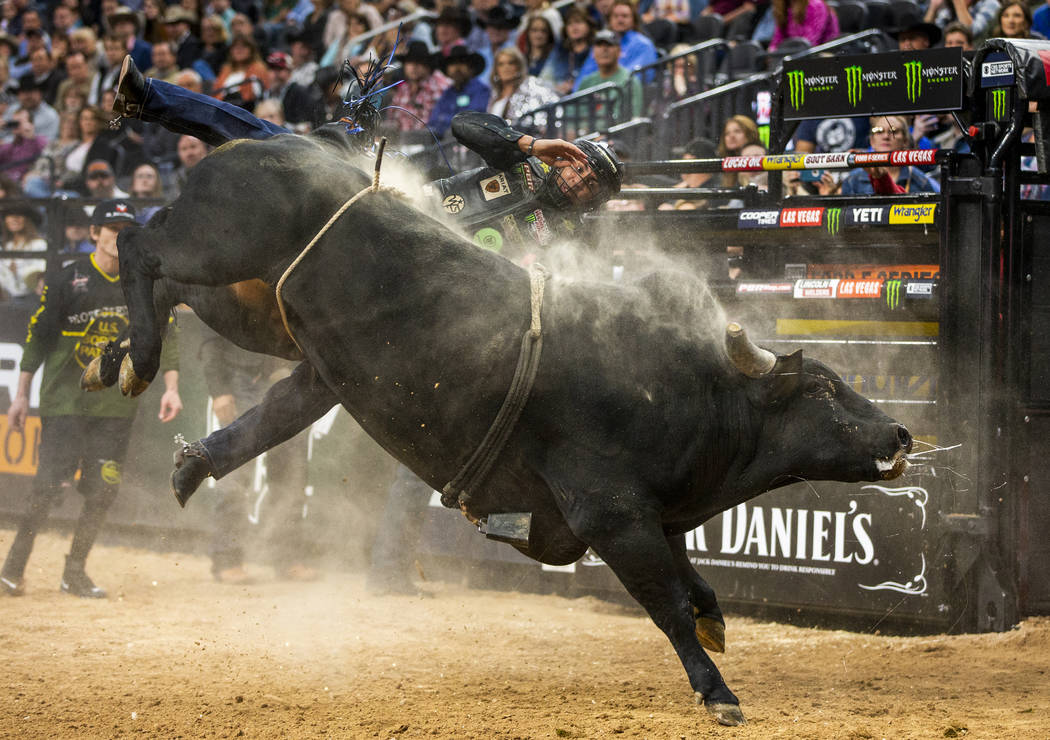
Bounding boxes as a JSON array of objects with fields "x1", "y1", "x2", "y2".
[
  {"x1": 863, "y1": 0, "x2": 893, "y2": 30},
  {"x1": 725, "y1": 8, "x2": 757, "y2": 41},
  {"x1": 692, "y1": 13, "x2": 726, "y2": 42},
  {"x1": 889, "y1": 0, "x2": 923, "y2": 31},
  {"x1": 726, "y1": 40, "x2": 765, "y2": 80},
  {"x1": 833, "y1": 0, "x2": 869, "y2": 34}
]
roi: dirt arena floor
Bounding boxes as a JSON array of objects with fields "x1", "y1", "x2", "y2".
[{"x1": 2, "y1": 529, "x2": 1048, "y2": 739}]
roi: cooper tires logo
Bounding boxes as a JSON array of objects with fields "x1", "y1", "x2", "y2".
[
  {"x1": 904, "y1": 60, "x2": 922, "y2": 103},
  {"x1": 845, "y1": 66, "x2": 862, "y2": 107}
]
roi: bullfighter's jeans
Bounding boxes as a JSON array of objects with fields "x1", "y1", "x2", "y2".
[{"x1": 137, "y1": 78, "x2": 288, "y2": 148}]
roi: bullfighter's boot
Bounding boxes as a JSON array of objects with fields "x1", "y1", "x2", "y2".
[
  {"x1": 61, "y1": 556, "x2": 106, "y2": 599},
  {"x1": 113, "y1": 55, "x2": 146, "y2": 119}
]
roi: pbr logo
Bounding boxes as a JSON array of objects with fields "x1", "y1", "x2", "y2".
[
  {"x1": 825, "y1": 207, "x2": 842, "y2": 235},
  {"x1": 992, "y1": 89, "x2": 1008, "y2": 120},
  {"x1": 845, "y1": 65, "x2": 862, "y2": 107},
  {"x1": 885, "y1": 279, "x2": 902, "y2": 310},
  {"x1": 787, "y1": 69, "x2": 805, "y2": 110},
  {"x1": 904, "y1": 60, "x2": 922, "y2": 103}
]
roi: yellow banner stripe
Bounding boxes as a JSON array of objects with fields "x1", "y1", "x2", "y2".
[{"x1": 775, "y1": 319, "x2": 939, "y2": 336}]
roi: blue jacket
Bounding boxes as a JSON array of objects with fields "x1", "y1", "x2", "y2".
[
  {"x1": 428, "y1": 77, "x2": 492, "y2": 138},
  {"x1": 573, "y1": 30, "x2": 658, "y2": 90},
  {"x1": 840, "y1": 165, "x2": 940, "y2": 195}
]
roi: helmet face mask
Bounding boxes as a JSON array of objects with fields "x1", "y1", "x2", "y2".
[{"x1": 535, "y1": 139, "x2": 624, "y2": 212}]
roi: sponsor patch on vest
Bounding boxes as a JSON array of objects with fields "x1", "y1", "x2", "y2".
[
  {"x1": 515, "y1": 163, "x2": 536, "y2": 192},
  {"x1": 442, "y1": 194, "x2": 465, "y2": 214},
  {"x1": 501, "y1": 214, "x2": 522, "y2": 244},
  {"x1": 473, "y1": 227, "x2": 503, "y2": 252},
  {"x1": 525, "y1": 209, "x2": 552, "y2": 245},
  {"x1": 480, "y1": 173, "x2": 511, "y2": 200}
]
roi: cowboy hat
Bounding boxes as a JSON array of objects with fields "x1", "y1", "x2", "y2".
[
  {"x1": 439, "y1": 44, "x2": 485, "y2": 77},
  {"x1": 396, "y1": 40, "x2": 438, "y2": 69}
]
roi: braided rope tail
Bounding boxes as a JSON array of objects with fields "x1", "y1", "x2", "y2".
[{"x1": 274, "y1": 138, "x2": 388, "y2": 354}]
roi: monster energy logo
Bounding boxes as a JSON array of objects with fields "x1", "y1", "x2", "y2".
[
  {"x1": 787, "y1": 70, "x2": 805, "y2": 110},
  {"x1": 904, "y1": 61, "x2": 923, "y2": 103},
  {"x1": 826, "y1": 208, "x2": 842, "y2": 235},
  {"x1": 992, "y1": 89, "x2": 1007, "y2": 120},
  {"x1": 886, "y1": 280, "x2": 902, "y2": 310},
  {"x1": 845, "y1": 66, "x2": 862, "y2": 107}
]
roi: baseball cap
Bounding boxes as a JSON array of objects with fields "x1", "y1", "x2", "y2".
[
  {"x1": 593, "y1": 29, "x2": 620, "y2": 45},
  {"x1": 86, "y1": 160, "x2": 115, "y2": 179},
  {"x1": 91, "y1": 198, "x2": 137, "y2": 226},
  {"x1": 266, "y1": 51, "x2": 291, "y2": 70}
]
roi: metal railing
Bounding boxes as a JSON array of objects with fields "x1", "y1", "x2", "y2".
[
  {"x1": 516, "y1": 82, "x2": 629, "y2": 140},
  {"x1": 629, "y1": 39, "x2": 731, "y2": 120}
]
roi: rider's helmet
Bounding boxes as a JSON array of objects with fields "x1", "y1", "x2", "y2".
[{"x1": 536, "y1": 139, "x2": 624, "y2": 211}]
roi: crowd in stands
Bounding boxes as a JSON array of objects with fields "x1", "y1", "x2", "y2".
[{"x1": 0, "y1": 0, "x2": 1047, "y2": 295}]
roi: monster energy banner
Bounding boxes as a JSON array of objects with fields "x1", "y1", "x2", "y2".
[{"x1": 783, "y1": 47, "x2": 964, "y2": 121}]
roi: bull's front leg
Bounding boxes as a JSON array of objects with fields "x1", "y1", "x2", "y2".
[
  {"x1": 558, "y1": 485, "x2": 745, "y2": 726},
  {"x1": 117, "y1": 227, "x2": 163, "y2": 396},
  {"x1": 668, "y1": 533, "x2": 726, "y2": 654}
]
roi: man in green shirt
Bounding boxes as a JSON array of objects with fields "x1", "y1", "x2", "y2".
[
  {"x1": 574, "y1": 30, "x2": 643, "y2": 124},
  {"x1": 1, "y1": 199, "x2": 183, "y2": 598}
]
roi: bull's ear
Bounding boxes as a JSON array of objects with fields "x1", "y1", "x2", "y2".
[{"x1": 763, "y1": 350, "x2": 803, "y2": 404}]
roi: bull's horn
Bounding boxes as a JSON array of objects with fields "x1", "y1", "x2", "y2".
[{"x1": 725, "y1": 322, "x2": 776, "y2": 378}]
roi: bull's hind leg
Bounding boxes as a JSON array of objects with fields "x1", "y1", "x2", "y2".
[
  {"x1": 117, "y1": 226, "x2": 164, "y2": 396},
  {"x1": 555, "y1": 483, "x2": 745, "y2": 726},
  {"x1": 668, "y1": 534, "x2": 726, "y2": 654}
]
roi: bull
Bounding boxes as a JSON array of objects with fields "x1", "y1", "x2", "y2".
[{"x1": 100, "y1": 129, "x2": 912, "y2": 726}]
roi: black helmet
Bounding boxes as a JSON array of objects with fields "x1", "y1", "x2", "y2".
[{"x1": 535, "y1": 139, "x2": 624, "y2": 211}]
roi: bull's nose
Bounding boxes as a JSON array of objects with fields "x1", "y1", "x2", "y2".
[{"x1": 897, "y1": 425, "x2": 913, "y2": 453}]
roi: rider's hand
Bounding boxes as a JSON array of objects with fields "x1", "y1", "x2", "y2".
[{"x1": 520, "y1": 136, "x2": 589, "y2": 169}]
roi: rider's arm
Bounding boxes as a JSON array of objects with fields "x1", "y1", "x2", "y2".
[{"x1": 450, "y1": 111, "x2": 589, "y2": 171}]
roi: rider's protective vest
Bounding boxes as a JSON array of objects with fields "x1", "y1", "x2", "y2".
[{"x1": 427, "y1": 157, "x2": 579, "y2": 261}]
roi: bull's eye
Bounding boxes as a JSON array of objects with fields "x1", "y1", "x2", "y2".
[{"x1": 803, "y1": 377, "x2": 829, "y2": 397}]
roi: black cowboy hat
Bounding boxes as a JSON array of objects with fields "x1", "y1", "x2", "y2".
[
  {"x1": 1, "y1": 201, "x2": 44, "y2": 227},
  {"x1": 439, "y1": 44, "x2": 486, "y2": 77},
  {"x1": 396, "y1": 40, "x2": 438, "y2": 69},
  {"x1": 0, "y1": 33, "x2": 18, "y2": 56},
  {"x1": 433, "y1": 7, "x2": 472, "y2": 39},
  {"x1": 479, "y1": 4, "x2": 521, "y2": 31},
  {"x1": 892, "y1": 20, "x2": 942, "y2": 47}
]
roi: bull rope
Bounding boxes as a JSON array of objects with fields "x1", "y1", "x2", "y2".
[
  {"x1": 274, "y1": 138, "x2": 390, "y2": 352},
  {"x1": 441, "y1": 262, "x2": 549, "y2": 521}
]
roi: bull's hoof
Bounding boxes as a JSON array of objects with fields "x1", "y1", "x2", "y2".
[
  {"x1": 695, "y1": 615, "x2": 726, "y2": 653},
  {"x1": 118, "y1": 354, "x2": 151, "y2": 397},
  {"x1": 696, "y1": 696, "x2": 746, "y2": 727},
  {"x1": 80, "y1": 357, "x2": 106, "y2": 391}
]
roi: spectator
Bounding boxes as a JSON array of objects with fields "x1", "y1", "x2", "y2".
[
  {"x1": 574, "y1": 1, "x2": 659, "y2": 89},
  {"x1": 263, "y1": 51, "x2": 323, "y2": 130},
  {"x1": 287, "y1": 32, "x2": 319, "y2": 87},
  {"x1": 925, "y1": 0, "x2": 1002, "y2": 41},
  {"x1": 516, "y1": 0, "x2": 562, "y2": 42},
  {"x1": 520, "y1": 13, "x2": 558, "y2": 83},
  {"x1": 26, "y1": 48, "x2": 62, "y2": 106},
  {"x1": 702, "y1": 0, "x2": 758, "y2": 27},
  {"x1": 575, "y1": 30, "x2": 643, "y2": 120},
  {"x1": 69, "y1": 107, "x2": 119, "y2": 180},
  {"x1": 894, "y1": 20, "x2": 943, "y2": 50},
  {"x1": 943, "y1": 21, "x2": 975, "y2": 49},
  {"x1": 841, "y1": 115, "x2": 941, "y2": 195},
  {"x1": 467, "y1": 0, "x2": 505, "y2": 52},
  {"x1": 130, "y1": 161, "x2": 165, "y2": 222},
  {"x1": 60, "y1": 207, "x2": 93, "y2": 254},
  {"x1": 1035, "y1": 2, "x2": 1050, "y2": 40},
  {"x1": 24, "y1": 111, "x2": 79, "y2": 196},
  {"x1": 9, "y1": 75, "x2": 59, "y2": 142},
  {"x1": 174, "y1": 133, "x2": 208, "y2": 192},
  {"x1": 0, "y1": 108, "x2": 46, "y2": 182},
  {"x1": 642, "y1": 0, "x2": 705, "y2": 45},
  {"x1": 0, "y1": 34, "x2": 18, "y2": 86},
  {"x1": 84, "y1": 159, "x2": 129, "y2": 198},
  {"x1": 487, "y1": 46, "x2": 558, "y2": 122},
  {"x1": 428, "y1": 45, "x2": 490, "y2": 137},
  {"x1": 658, "y1": 136, "x2": 716, "y2": 210},
  {"x1": 319, "y1": 9, "x2": 372, "y2": 68},
  {"x1": 199, "y1": 14, "x2": 231, "y2": 77},
  {"x1": 213, "y1": 34, "x2": 270, "y2": 111},
  {"x1": 718, "y1": 114, "x2": 760, "y2": 157},
  {"x1": 323, "y1": 0, "x2": 384, "y2": 65},
  {"x1": 768, "y1": 0, "x2": 839, "y2": 52},
  {"x1": 69, "y1": 28, "x2": 102, "y2": 72},
  {"x1": 56, "y1": 52, "x2": 96, "y2": 110},
  {"x1": 147, "y1": 41, "x2": 182, "y2": 84},
  {"x1": 0, "y1": 198, "x2": 181, "y2": 599},
  {"x1": 476, "y1": 4, "x2": 519, "y2": 79},
  {"x1": 165, "y1": 6, "x2": 205, "y2": 71},
  {"x1": 52, "y1": 5, "x2": 80, "y2": 40},
  {"x1": 433, "y1": 6, "x2": 473, "y2": 56},
  {"x1": 92, "y1": 35, "x2": 128, "y2": 106},
  {"x1": 990, "y1": 1, "x2": 1038, "y2": 40},
  {"x1": 551, "y1": 7, "x2": 594, "y2": 96},
  {"x1": 389, "y1": 41, "x2": 451, "y2": 132},
  {"x1": 0, "y1": 202, "x2": 46, "y2": 297},
  {"x1": 108, "y1": 6, "x2": 154, "y2": 72}
]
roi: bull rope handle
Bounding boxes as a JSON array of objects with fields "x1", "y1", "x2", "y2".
[{"x1": 275, "y1": 137, "x2": 388, "y2": 352}]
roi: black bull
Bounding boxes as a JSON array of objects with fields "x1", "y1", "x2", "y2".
[{"x1": 99, "y1": 131, "x2": 912, "y2": 726}]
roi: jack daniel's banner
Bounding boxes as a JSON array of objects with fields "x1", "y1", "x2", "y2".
[{"x1": 783, "y1": 47, "x2": 964, "y2": 121}]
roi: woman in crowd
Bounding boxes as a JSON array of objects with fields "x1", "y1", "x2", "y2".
[
  {"x1": 213, "y1": 34, "x2": 271, "y2": 111},
  {"x1": 143, "y1": 0, "x2": 172, "y2": 43},
  {"x1": 200, "y1": 14, "x2": 231, "y2": 76},
  {"x1": 667, "y1": 42, "x2": 701, "y2": 98},
  {"x1": 0, "y1": 204, "x2": 47, "y2": 299},
  {"x1": 320, "y1": 10, "x2": 372, "y2": 68},
  {"x1": 65, "y1": 106, "x2": 118, "y2": 182},
  {"x1": 24, "y1": 111, "x2": 81, "y2": 196},
  {"x1": 300, "y1": 0, "x2": 336, "y2": 58},
  {"x1": 841, "y1": 115, "x2": 940, "y2": 195},
  {"x1": 520, "y1": 14, "x2": 559, "y2": 83},
  {"x1": 131, "y1": 162, "x2": 167, "y2": 223},
  {"x1": 768, "y1": 0, "x2": 839, "y2": 51},
  {"x1": 989, "y1": 1, "x2": 1038, "y2": 41},
  {"x1": 487, "y1": 47, "x2": 559, "y2": 123},
  {"x1": 551, "y1": 7, "x2": 594, "y2": 95},
  {"x1": 718, "y1": 114, "x2": 761, "y2": 157}
]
